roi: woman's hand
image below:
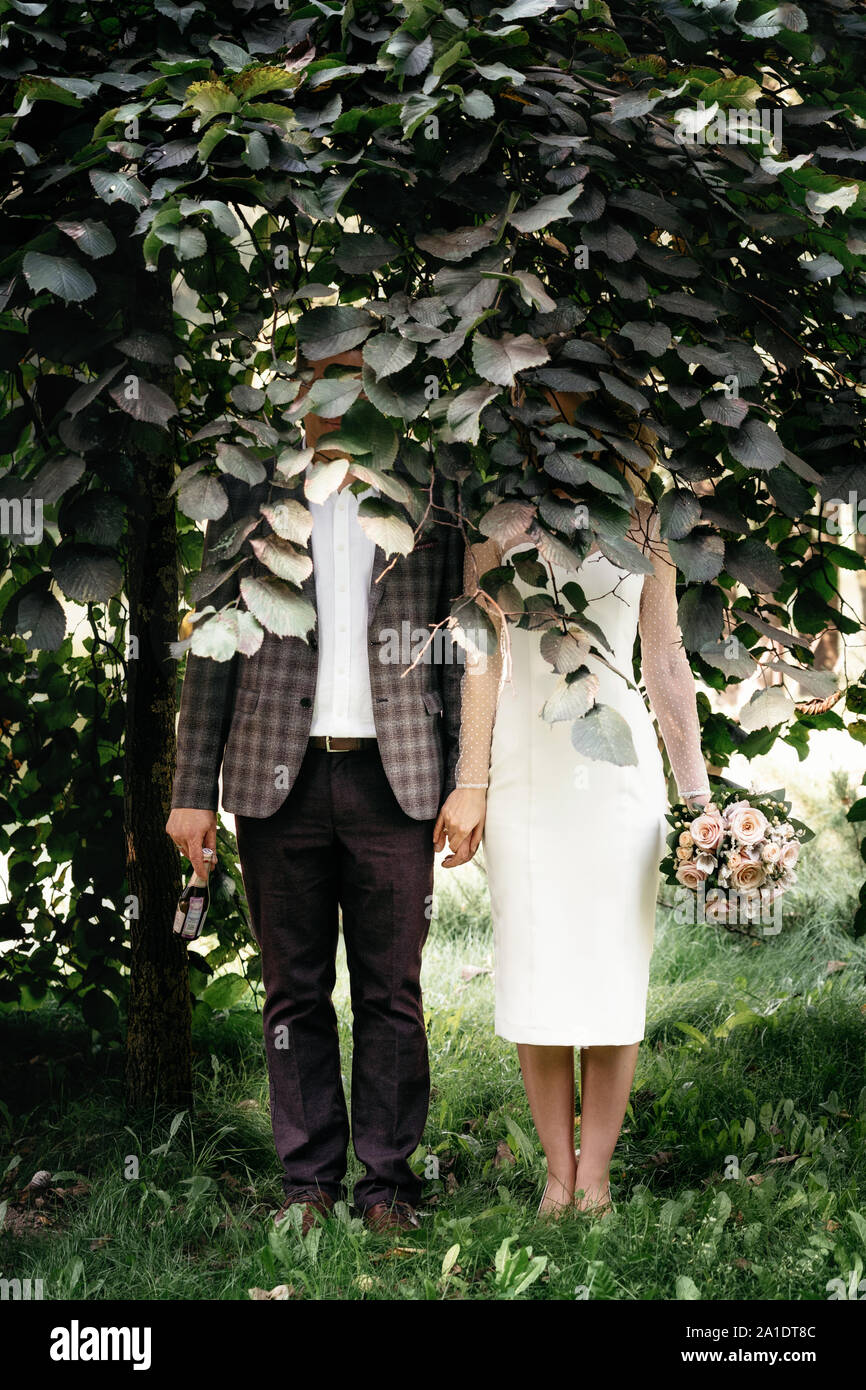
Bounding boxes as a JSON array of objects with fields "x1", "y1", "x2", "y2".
[{"x1": 433, "y1": 788, "x2": 487, "y2": 868}]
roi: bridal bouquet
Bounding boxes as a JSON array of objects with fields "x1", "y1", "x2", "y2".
[{"x1": 660, "y1": 786, "x2": 813, "y2": 933}]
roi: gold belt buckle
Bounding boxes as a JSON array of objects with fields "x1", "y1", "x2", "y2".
[{"x1": 325, "y1": 735, "x2": 336, "y2": 752}]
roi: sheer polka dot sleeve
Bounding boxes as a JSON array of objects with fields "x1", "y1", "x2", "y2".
[
  {"x1": 638, "y1": 509, "x2": 711, "y2": 804},
  {"x1": 454, "y1": 537, "x2": 505, "y2": 790}
]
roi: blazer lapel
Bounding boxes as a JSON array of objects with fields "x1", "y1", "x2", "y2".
[{"x1": 367, "y1": 544, "x2": 388, "y2": 629}]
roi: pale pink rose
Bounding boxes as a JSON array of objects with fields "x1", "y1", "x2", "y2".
[
  {"x1": 780, "y1": 841, "x2": 800, "y2": 869},
  {"x1": 689, "y1": 810, "x2": 726, "y2": 852},
  {"x1": 676, "y1": 862, "x2": 707, "y2": 891},
  {"x1": 676, "y1": 846, "x2": 694, "y2": 861},
  {"x1": 727, "y1": 805, "x2": 769, "y2": 846},
  {"x1": 679, "y1": 831, "x2": 694, "y2": 849},
  {"x1": 761, "y1": 842, "x2": 782, "y2": 864},
  {"x1": 723, "y1": 799, "x2": 750, "y2": 819},
  {"x1": 731, "y1": 860, "x2": 766, "y2": 892}
]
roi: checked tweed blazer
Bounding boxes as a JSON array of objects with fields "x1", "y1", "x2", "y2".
[{"x1": 170, "y1": 459, "x2": 465, "y2": 822}]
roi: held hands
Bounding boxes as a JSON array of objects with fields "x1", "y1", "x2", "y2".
[
  {"x1": 166, "y1": 808, "x2": 217, "y2": 879},
  {"x1": 433, "y1": 788, "x2": 487, "y2": 868}
]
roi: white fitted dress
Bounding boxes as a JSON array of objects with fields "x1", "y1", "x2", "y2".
[{"x1": 456, "y1": 504, "x2": 709, "y2": 1047}]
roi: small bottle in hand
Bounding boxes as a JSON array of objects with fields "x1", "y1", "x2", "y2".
[{"x1": 172, "y1": 847, "x2": 213, "y2": 941}]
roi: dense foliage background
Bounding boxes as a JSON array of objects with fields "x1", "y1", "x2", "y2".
[{"x1": 2, "y1": 0, "x2": 866, "y2": 1095}]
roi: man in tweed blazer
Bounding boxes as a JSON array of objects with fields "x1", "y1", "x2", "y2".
[{"x1": 167, "y1": 350, "x2": 464, "y2": 1233}]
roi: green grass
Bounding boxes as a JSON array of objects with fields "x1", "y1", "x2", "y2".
[{"x1": 2, "y1": 778, "x2": 866, "y2": 1301}]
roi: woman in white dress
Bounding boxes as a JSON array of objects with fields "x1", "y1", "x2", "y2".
[{"x1": 435, "y1": 405, "x2": 711, "y2": 1217}]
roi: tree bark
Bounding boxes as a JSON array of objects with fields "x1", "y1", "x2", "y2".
[{"x1": 123, "y1": 256, "x2": 191, "y2": 1107}]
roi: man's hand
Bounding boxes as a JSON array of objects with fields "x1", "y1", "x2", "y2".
[
  {"x1": 433, "y1": 788, "x2": 486, "y2": 868},
  {"x1": 166, "y1": 808, "x2": 217, "y2": 879}
]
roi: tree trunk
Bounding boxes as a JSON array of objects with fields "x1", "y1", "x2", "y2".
[{"x1": 123, "y1": 257, "x2": 191, "y2": 1108}]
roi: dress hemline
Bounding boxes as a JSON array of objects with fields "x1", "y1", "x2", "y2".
[{"x1": 495, "y1": 1022, "x2": 646, "y2": 1048}]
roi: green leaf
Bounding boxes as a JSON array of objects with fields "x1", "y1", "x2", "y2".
[
  {"x1": 289, "y1": 376, "x2": 363, "y2": 420},
  {"x1": 416, "y1": 223, "x2": 497, "y2": 263},
  {"x1": 675, "y1": 1275, "x2": 701, "y2": 1300},
  {"x1": 678, "y1": 585, "x2": 725, "y2": 650},
  {"x1": 154, "y1": 223, "x2": 207, "y2": 260},
  {"x1": 304, "y1": 460, "x2": 349, "y2": 504},
  {"x1": 356, "y1": 499, "x2": 415, "y2": 557},
  {"x1": 202, "y1": 973, "x2": 249, "y2": 1010},
  {"x1": 570, "y1": 703, "x2": 638, "y2": 765},
  {"x1": 240, "y1": 576, "x2": 316, "y2": 639},
  {"x1": 659, "y1": 490, "x2": 701, "y2": 540},
  {"x1": 56, "y1": 219, "x2": 116, "y2": 259},
  {"x1": 51, "y1": 545, "x2": 123, "y2": 603},
  {"x1": 215, "y1": 443, "x2": 266, "y2": 486},
  {"x1": 472, "y1": 332, "x2": 549, "y2": 386},
  {"x1": 322, "y1": 399, "x2": 398, "y2": 468},
  {"x1": 620, "y1": 320, "x2": 672, "y2": 356},
  {"x1": 462, "y1": 90, "x2": 495, "y2": 119},
  {"x1": 15, "y1": 589, "x2": 66, "y2": 651},
  {"x1": 89, "y1": 169, "x2": 148, "y2": 207},
  {"x1": 333, "y1": 233, "x2": 396, "y2": 273},
  {"x1": 738, "y1": 686, "x2": 795, "y2": 732},
  {"x1": 724, "y1": 538, "x2": 783, "y2": 593},
  {"x1": 349, "y1": 465, "x2": 413, "y2": 507},
  {"x1": 261, "y1": 500, "x2": 313, "y2": 545},
  {"x1": 22, "y1": 253, "x2": 96, "y2": 303},
  {"x1": 108, "y1": 378, "x2": 178, "y2": 429},
  {"x1": 540, "y1": 629, "x2": 587, "y2": 672},
  {"x1": 296, "y1": 305, "x2": 375, "y2": 359},
  {"x1": 508, "y1": 184, "x2": 584, "y2": 233},
  {"x1": 728, "y1": 418, "x2": 785, "y2": 470},
  {"x1": 249, "y1": 536, "x2": 312, "y2": 584},
  {"x1": 541, "y1": 667, "x2": 599, "y2": 722},
  {"x1": 363, "y1": 333, "x2": 417, "y2": 379},
  {"x1": 186, "y1": 79, "x2": 239, "y2": 125},
  {"x1": 178, "y1": 473, "x2": 229, "y2": 522},
  {"x1": 698, "y1": 641, "x2": 758, "y2": 679},
  {"x1": 446, "y1": 383, "x2": 499, "y2": 443},
  {"x1": 361, "y1": 365, "x2": 429, "y2": 422},
  {"x1": 667, "y1": 531, "x2": 726, "y2": 582}
]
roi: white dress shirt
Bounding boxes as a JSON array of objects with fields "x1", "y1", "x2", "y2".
[{"x1": 308, "y1": 482, "x2": 378, "y2": 736}]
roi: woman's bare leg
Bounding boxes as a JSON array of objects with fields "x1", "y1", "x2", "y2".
[
  {"x1": 516, "y1": 1043, "x2": 577, "y2": 1215},
  {"x1": 574, "y1": 1042, "x2": 640, "y2": 1210}
]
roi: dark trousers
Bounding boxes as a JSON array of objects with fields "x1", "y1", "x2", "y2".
[{"x1": 234, "y1": 744, "x2": 435, "y2": 1211}]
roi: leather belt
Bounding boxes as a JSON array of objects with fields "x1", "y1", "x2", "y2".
[{"x1": 309, "y1": 735, "x2": 378, "y2": 752}]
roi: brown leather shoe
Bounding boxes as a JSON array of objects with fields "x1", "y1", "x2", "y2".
[
  {"x1": 362, "y1": 1200, "x2": 420, "y2": 1234},
  {"x1": 273, "y1": 1191, "x2": 334, "y2": 1236}
]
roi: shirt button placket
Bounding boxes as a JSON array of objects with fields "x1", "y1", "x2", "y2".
[{"x1": 336, "y1": 491, "x2": 349, "y2": 722}]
